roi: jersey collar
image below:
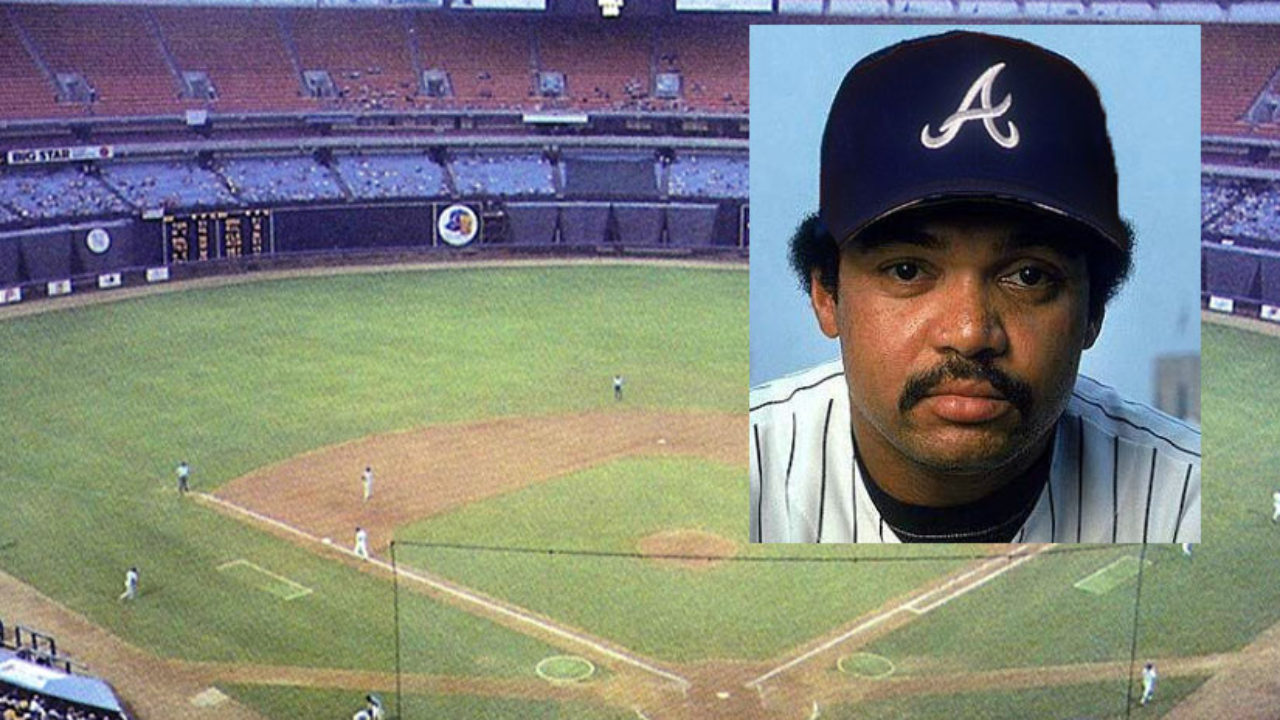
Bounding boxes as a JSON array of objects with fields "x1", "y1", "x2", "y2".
[{"x1": 855, "y1": 433, "x2": 1053, "y2": 543}]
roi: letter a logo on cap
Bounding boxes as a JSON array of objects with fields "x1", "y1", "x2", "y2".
[{"x1": 920, "y1": 63, "x2": 1020, "y2": 150}]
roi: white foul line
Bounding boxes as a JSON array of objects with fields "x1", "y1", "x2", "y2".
[
  {"x1": 195, "y1": 492, "x2": 690, "y2": 690},
  {"x1": 746, "y1": 546, "x2": 1046, "y2": 688},
  {"x1": 900, "y1": 561, "x2": 998, "y2": 610},
  {"x1": 906, "y1": 546, "x2": 1041, "y2": 615},
  {"x1": 747, "y1": 601, "x2": 907, "y2": 687}
]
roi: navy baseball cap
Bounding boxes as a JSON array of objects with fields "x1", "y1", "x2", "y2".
[{"x1": 820, "y1": 31, "x2": 1129, "y2": 255}]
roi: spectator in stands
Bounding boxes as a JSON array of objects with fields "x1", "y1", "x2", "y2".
[{"x1": 0, "y1": 680, "x2": 120, "y2": 720}]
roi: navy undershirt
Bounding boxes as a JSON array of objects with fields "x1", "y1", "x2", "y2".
[{"x1": 856, "y1": 435, "x2": 1054, "y2": 543}]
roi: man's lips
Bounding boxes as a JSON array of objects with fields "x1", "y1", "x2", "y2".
[
  {"x1": 920, "y1": 381, "x2": 1013, "y2": 423},
  {"x1": 928, "y1": 381, "x2": 1007, "y2": 400}
]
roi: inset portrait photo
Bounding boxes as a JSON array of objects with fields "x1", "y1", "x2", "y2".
[{"x1": 749, "y1": 26, "x2": 1201, "y2": 544}]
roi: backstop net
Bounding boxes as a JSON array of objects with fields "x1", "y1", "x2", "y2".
[{"x1": 388, "y1": 541, "x2": 1198, "y2": 720}]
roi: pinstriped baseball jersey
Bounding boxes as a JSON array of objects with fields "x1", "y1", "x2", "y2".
[{"x1": 749, "y1": 359, "x2": 1201, "y2": 544}]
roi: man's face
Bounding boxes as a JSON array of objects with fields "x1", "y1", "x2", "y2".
[{"x1": 812, "y1": 205, "x2": 1102, "y2": 479}]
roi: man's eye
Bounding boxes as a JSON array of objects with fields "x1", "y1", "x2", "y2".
[
  {"x1": 888, "y1": 262, "x2": 921, "y2": 281},
  {"x1": 1018, "y1": 266, "x2": 1045, "y2": 285},
  {"x1": 1006, "y1": 265, "x2": 1056, "y2": 288}
]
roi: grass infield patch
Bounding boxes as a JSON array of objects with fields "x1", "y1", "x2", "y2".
[
  {"x1": 1074, "y1": 556, "x2": 1149, "y2": 596},
  {"x1": 217, "y1": 559, "x2": 313, "y2": 601},
  {"x1": 534, "y1": 655, "x2": 595, "y2": 684},
  {"x1": 837, "y1": 652, "x2": 895, "y2": 679}
]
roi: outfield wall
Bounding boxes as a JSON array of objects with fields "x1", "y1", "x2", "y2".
[
  {"x1": 0, "y1": 199, "x2": 746, "y2": 304},
  {"x1": 0, "y1": 220, "x2": 160, "y2": 287},
  {"x1": 1202, "y1": 241, "x2": 1280, "y2": 320}
]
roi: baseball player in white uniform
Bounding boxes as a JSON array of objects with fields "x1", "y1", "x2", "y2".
[
  {"x1": 750, "y1": 32, "x2": 1200, "y2": 543},
  {"x1": 354, "y1": 527, "x2": 369, "y2": 560},
  {"x1": 361, "y1": 466, "x2": 374, "y2": 503},
  {"x1": 1140, "y1": 662, "x2": 1158, "y2": 705},
  {"x1": 176, "y1": 460, "x2": 190, "y2": 495},
  {"x1": 613, "y1": 374, "x2": 624, "y2": 401},
  {"x1": 119, "y1": 567, "x2": 139, "y2": 601},
  {"x1": 1272, "y1": 490, "x2": 1280, "y2": 522}
]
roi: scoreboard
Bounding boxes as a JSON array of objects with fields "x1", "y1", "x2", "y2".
[{"x1": 163, "y1": 209, "x2": 273, "y2": 264}]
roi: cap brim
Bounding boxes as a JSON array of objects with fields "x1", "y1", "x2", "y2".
[{"x1": 838, "y1": 184, "x2": 1128, "y2": 255}]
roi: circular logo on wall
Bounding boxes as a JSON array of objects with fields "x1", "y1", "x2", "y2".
[
  {"x1": 86, "y1": 227, "x2": 111, "y2": 254},
  {"x1": 437, "y1": 204, "x2": 479, "y2": 247}
]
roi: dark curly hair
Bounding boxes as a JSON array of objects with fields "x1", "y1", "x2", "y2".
[{"x1": 787, "y1": 205, "x2": 1133, "y2": 323}]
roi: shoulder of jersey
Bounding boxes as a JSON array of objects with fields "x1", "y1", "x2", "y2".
[
  {"x1": 1069, "y1": 374, "x2": 1200, "y2": 461},
  {"x1": 750, "y1": 359, "x2": 846, "y2": 416}
]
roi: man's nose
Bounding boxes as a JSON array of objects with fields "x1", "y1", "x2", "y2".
[{"x1": 930, "y1": 275, "x2": 1008, "y2": 359}]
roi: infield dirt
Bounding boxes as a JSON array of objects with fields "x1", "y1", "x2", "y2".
[{"x1": 215, "y1": 409, "x2": 743, "y2": 552}]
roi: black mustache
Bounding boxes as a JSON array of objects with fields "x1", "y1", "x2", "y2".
[{"x1": 899, "y1": 357, "x2": 1034, "y2": 417}]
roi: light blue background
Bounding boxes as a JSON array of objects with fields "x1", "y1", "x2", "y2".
[{"x1": 748, "y1": 25, "x2": 1201, "y2": 411}]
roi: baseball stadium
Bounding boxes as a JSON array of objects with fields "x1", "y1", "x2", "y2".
[{"x1": 0, "y1": 3, "x2": 1270, "y2": 719}]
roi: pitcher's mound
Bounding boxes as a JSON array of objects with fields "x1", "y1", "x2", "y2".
[{"x1": 637, "y1": 530, "x2": 738, "y2": 570}]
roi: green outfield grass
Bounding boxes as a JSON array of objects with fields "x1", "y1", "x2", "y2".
[
  {"x1": 0, "y1": 266, "x2": 744, "y2": 677},
  {"x1": 3, "y1": 267, "x2": 1271, "y2": 719},
  {"x1": 1158, "y1": 322, "x2": 1280, "y2": 650},
  {"x1": 829, "y1": 674, "x2": 1209, "y2": 720},
  {"x1": 220, "y1": 684, "x2": 634, "y2": 720},
  {"x1": 854, "y1": 324, "x2": 1276, "y2": 679},
  {"x1": 865, "y1": 546, "x2": 1142, "y2": 674},
  {"x1": 397, "y1": 455, "x2": 974, "y2": 662}
]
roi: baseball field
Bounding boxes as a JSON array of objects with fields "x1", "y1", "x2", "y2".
[{"x1": 0, "y1": 262, "x2": 1275, "y2": 719}]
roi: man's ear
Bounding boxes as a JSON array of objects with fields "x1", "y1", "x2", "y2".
[
  {"x1": 1083, "y1": 309, "x2": 1104, "y2": 349},
  {"x1": 810, "y1": 268, "x2": 840, "y2": 339}
]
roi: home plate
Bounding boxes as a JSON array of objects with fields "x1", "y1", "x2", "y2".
[
  {"x1": 716, "y1": 691, "x2": 730, "y2": 700},
  {"x1": 191, "y1": 687, "x2": 229, "y2": 707}
]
